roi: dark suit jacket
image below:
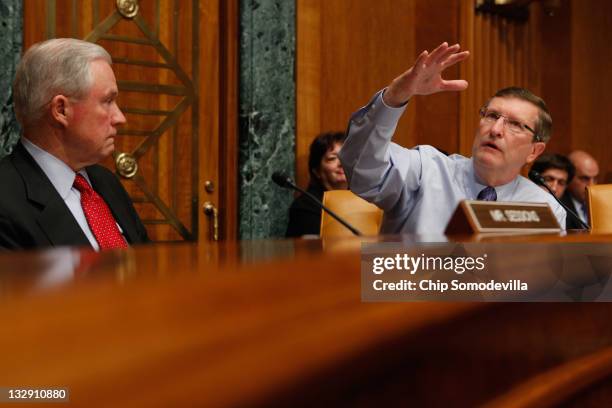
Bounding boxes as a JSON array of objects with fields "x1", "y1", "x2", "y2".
[
  {"x1": 285, "y1": 184, "x2": 325, "y2": 237},
  {"x1": 560, "y1": 192, "x2": 587, "y2": 230},
  {"x1": 0, "y1": 142, "x2": 149, "y2": 250}
]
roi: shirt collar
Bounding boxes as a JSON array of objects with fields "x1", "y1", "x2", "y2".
[
  {"x1": 467, "y1": 159, "x2": 519, "y2": 200},
  {"x1": 21, "y1": 138, "x2": 90, "y2": 199},
  {"x1": 571, "y1": 196, "x2": 585, "y2": 213}
]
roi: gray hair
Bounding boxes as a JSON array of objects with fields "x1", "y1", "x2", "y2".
[{"x1": 13, "y1": 38, "x2": 112, "y2": 128}]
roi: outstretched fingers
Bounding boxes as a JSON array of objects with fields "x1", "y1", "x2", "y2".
[
  {"x1": 426, "y1": 42, "x2": 450, "y2": 64},
  {"x1": 433, "y1": 43, "x2": 461, "y2": 64},
  {"x1": 440, "y1": 79, "x2": 469, "y2": 92},
  {"x1": 411, "y1": 50, "x2": 429, "y2": 75},
  {"x1": 440, "y1": 50, "x2": 470, "y2": 70}
]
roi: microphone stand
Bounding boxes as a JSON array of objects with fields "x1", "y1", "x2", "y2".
[
  {"x1": 272, "y1": 173, "x2": 362, "y2": 236},
  {"x1": 530, "y1": 171, "x2": 590, "y2": 230}
]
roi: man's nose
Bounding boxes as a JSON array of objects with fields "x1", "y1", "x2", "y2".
[
  {"x1": 490, "y1": 117, "x2": 505, "y2": 137},
  {"x1": 113, "y1": 104, "x2": 127, "y2": 125},
  {"x1": 549, "y1": 181, "x2": 559, "y2": 194}
]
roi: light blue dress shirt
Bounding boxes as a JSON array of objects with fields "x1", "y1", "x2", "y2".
[{"x1": 339, "y1": 91, "x2": 567, "y2": 235}]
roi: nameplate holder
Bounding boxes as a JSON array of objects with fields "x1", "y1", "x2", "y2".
[{"x1": 445, "y1": 200, "x2": 561, "y2": 235}]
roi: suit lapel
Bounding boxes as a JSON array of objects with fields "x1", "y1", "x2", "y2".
[
  {"x1": 86, "y1": 166, "x2": 139, "y2": 244},
  {"x1": 12, "y1": 142, "x2": 90, "y2": 247}
]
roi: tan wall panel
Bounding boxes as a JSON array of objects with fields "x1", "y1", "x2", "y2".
[
  {"x1": 297, "y1": 0, "x2": 417, "y2": 188},
  {"x1": 571, "y1": 0, "x2": 612, "y2": 182},
  {"x1": 538, "y1": 0, "x2": 571, "y2": 155},
  {"x1": 414, "y1": 0, "x2": 461, "y2": 155},
  {"x1": 459, "y1": 2, "x2": 541, "y2": 157}
]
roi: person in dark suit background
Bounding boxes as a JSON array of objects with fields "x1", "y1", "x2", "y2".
[
  {"x1": 285, "y1": 132, "x2": 348, "y2": 237},
  {"x1": 560, "y1": 150, "x2": 600, "y2": 230},
  {"x1": 0, "y1": 38, "x2": 148, "y2": 250}
]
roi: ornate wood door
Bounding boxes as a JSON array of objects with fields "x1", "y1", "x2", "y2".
[{"x1": 23, "y1": 0, "x2": 238, "y2": 245}]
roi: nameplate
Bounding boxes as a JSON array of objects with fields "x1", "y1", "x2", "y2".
[{"x1": 445, "y1": 200, "x2": 561, "y2": 235}]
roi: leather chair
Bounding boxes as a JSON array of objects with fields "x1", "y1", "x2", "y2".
[
  {"x1": 320, "y1": 190, "x2": 383, "y2": 237},
  {"x1": 586, "y1": 184, "x2": 612, "y2": 233}
]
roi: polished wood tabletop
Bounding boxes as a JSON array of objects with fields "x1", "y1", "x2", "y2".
[{"x1": 1, "y1": 233, "x2": 612, "y2": 407}]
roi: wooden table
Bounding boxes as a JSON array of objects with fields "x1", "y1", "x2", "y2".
[{"x1": 1, "y1": 233, "x2": 612, "y2": 407}]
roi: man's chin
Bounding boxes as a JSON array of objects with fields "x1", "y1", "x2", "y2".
[
  {"x1": 97, "y1": 144, "x2": 115, "y2": 162},
  {"x1": 473, "y1": 150, "x2": 500, "y2": 169},
  {"x1": 105, "y1": 139, "x2": 116, "y2": 153}
]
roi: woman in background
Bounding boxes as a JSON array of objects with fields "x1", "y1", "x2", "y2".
[{"x1": 285, "y1": 132, "x2": 348, "y2": 237}]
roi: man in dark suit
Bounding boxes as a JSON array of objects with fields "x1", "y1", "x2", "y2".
[
  {"x1": 560, "y1": 150, "x2": 600, "y2": 230},
  {"x1": 0, "y1": 38, "x2": 148, "y2": 250}
]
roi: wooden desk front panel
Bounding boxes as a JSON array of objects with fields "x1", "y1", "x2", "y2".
[{"x1": 1, "y1": 236, "x2": 611, "y2": 406}]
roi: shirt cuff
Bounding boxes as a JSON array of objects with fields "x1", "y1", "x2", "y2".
[{"x1": 366, "y1": 89, "x2": 408, "y2": 127}]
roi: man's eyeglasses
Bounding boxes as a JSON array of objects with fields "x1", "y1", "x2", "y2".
[{"x1": 479, "y1": 108, "x2": 539, "y2": 141}]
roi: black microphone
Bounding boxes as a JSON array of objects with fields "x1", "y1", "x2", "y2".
[
  {"x1": 272, "y1": 171, "x2": 362, "y2": 236},
  {"x1": 529, "y1": 169, "x2": 590, "y2": 230}
]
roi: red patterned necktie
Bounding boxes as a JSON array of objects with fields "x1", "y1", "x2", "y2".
[{"x1": 73, "y1": 174, "x2": 128, "y2": 250}]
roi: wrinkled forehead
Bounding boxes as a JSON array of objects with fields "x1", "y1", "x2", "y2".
[{"x1": 486, "y1": 96, "x2": 539, "y2": 125}]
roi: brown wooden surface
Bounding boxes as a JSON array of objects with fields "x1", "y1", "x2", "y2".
[
  {"x1": 2, "y1": 233, "x2": 612, "y2": 406},
  {"x1": 484, "y1": 346, "x2": 612, "y2": 408},
  {"x1": 22, "y1": 0, "x2": 239, "y2": 244}
]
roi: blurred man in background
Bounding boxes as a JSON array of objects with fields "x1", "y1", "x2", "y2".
[{"x1": 561, "y1": 150, "x2": 599, "y2": 229}]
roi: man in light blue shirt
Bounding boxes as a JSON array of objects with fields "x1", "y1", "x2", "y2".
[{"x1": 339, "y1": 42, "x2": 566, "y2": 234}]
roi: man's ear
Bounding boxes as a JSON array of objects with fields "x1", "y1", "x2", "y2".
[
  {"x1": 49, "y1": 95, "x2": 70, "y2": 128},
  {"x1": 526, "y1": 142, "x2": 546, "y2": 164}
]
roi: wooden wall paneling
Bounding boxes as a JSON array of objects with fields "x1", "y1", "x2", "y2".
[
  {"x1": 219, "y1": 0, "x2": 239, "y2": 241},
  {"x1": 296, "y1": 0, "x2": 418, "y2": 189},
  {"x1": 296, "y1": 0, "x2": 321, "y2": 189},
  {"x1": 459, "y1": 2, "x2": 546, "y2": 157},
  {"x1": 505, "y1": 19, "x2": 513, "y2": 88},
  {"x1": 538, "y1": 0, "x2": 572, "y2": 155},
  {"x1": 198, "y1": 0, "x2": 221, "y2": 243},
  {"x1": 526, "y1": 2, "x2": 542, "y2": 96},
  {"x1": 571, "y1": 1, "x2": 612, "y2": 183},
  {"x1": 413, "y1": 0, "x2": 461, "y2": 155},
  {"x1": 490, "y1": 16, "x2": 499, "y2": 97},
  {"x1": 459, "y1": 0, "x2": 476, "y2": 155},
  {"x1": 104, "y1": 0, "x2": 198, "y2": 242},
  {"x1": 321, "y1": 1, "x2": 418, "y2": 150},
  {"x1": 23, "y1": 1, "x2": 45, "y2": 45}
]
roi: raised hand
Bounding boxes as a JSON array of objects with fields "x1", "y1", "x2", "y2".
[{"x1": 383, "y1": 42, "x2": 470, "y2": 107}]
